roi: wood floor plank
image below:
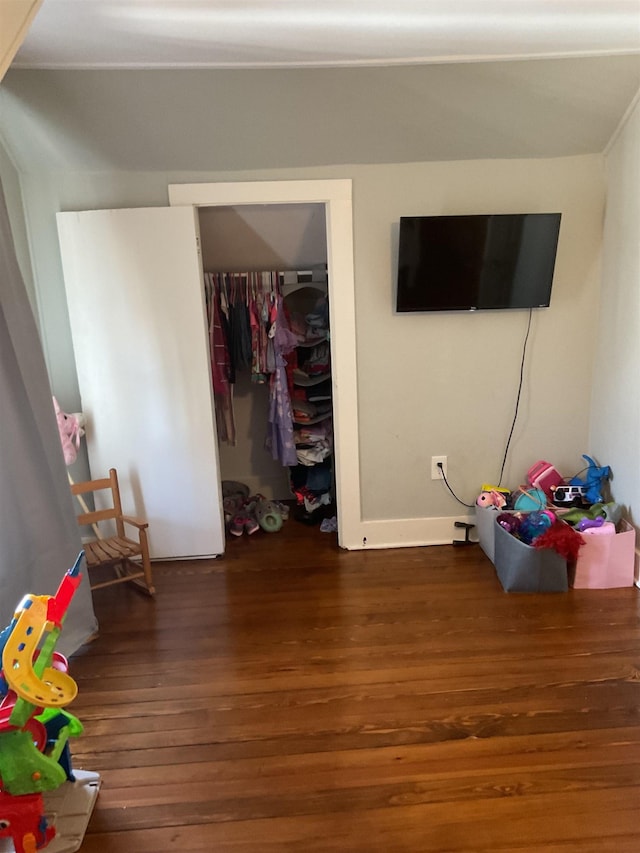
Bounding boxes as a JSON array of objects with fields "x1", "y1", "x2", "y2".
[{"x1": 68, "y1": 522, "x2": 640, "y2": 851}]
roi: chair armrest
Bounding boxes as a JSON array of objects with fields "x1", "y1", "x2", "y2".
[{"x1": 120, "y1": 515, "x2": 149, "y2": 531}]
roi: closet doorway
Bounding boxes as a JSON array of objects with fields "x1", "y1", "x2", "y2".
[
  {"x1": 199, "y1": 203, "x2": 328, "y2": 505},
  {"x1": 170, "y1": 179, "x2": 360, "y2": 550}
]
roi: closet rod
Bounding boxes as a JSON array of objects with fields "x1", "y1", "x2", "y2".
[{"x1": 204, "y1": 268, "x2": 327, "y2": 284}]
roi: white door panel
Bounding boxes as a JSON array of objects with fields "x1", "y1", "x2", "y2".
[{"x1": 57, "y1": 206, "x2": 224, "y2": 558}]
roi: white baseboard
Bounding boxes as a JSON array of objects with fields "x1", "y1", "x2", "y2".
[{"x1": 340, "y1": 514, "x2": 477, "y2": 550}]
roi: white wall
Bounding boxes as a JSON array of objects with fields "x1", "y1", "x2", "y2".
[
  {"x1": 14, "y1": 154, "x2": 604, "y2": 541},
  {"x1": 590, "y1": 95, "x2": 640, "y2": 529}
]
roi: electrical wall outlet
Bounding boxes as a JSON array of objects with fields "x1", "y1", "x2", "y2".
[{"x1": 431, "y1": 455, "x2": 448, "y2": 480}]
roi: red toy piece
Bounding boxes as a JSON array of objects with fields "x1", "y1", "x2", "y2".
[
  {"x1": 0, "y1": 790, "x2": 55, "y2": 852},
  {"x1": 0, "y1": 553, "x2": 86, "y2": 852}
]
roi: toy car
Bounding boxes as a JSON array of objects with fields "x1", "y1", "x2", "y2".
[{"x1": 551, "y1": 484, "x2": 589, "y2": 507}]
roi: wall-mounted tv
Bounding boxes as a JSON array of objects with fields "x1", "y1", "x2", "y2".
[{"x1": 396, "y1": 212, "x2": 562, "y2": 313}]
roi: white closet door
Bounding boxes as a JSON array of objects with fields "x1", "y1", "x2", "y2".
[{"x1": 57, "y1": 206, "x2": 224, "y2": 559}]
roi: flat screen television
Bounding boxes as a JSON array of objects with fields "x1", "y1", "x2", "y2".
[{"x1": 396, "y1": 212, "x2": 562, "y2": 312}]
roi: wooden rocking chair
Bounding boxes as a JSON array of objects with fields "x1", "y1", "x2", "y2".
[{"x1": 70, "y1": 468, "x2": 155, "y2": 595}]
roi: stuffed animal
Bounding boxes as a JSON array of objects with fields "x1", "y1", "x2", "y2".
[
  {"x1": 53, "y1": 397, "x2": 85, "y2": 466},
  {"x1": 560, "y1": 501, "x2": 622, "y2": 528},
  {"x1": 476, "y1": 490, "x2": 507, "y2": 509},
  {"x1": 569, "y1": 455, "x2": 611, "y2": 505}
]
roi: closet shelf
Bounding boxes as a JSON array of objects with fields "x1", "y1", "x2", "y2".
[
  {"x1": 282, "y1": 280, "x2": 328, "y2": 298},
  {"x1": 293, "y1": 412, "x2": 332, "y2": 427},
  {"x1": 295, "y1": 333, "x2": 328, "y2": 348},
  {"x1": 293, "y1": 369, "x2": 331, "y2": 387}
]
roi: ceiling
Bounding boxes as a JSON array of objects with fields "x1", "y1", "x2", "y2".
[
  {"x1": 13, "y1": 0, "x2": 640, "y2": 70},
  {"x1": 1, "y1": 2, "x2": 639, "y2": 172}
]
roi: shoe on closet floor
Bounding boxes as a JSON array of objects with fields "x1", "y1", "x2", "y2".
[
  {"x1": 243, "y1": 495, "x2": 264, "y2": 535},
  {"x1": 223, "y1": 495, "x2": 244, "y2": 525},
  {"x1": 244, "y1": 514, "x2": 260, "y2": 535},
  {"x1": 229, "y1": 514, "x2": 246, "y2": 536}
]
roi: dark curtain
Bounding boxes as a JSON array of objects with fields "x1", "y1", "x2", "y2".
[{"x1": 0, "y1": 179, "x2": 97, "y2": 654}]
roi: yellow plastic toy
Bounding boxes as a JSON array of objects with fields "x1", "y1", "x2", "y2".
[{"x1": 2, "y1": 594, "x2": 78, "y2": 708}]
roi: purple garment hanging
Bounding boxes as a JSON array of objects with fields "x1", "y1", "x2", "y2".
[{"x1": 266, "y1": 294, "x2": 298, "y2": 466}]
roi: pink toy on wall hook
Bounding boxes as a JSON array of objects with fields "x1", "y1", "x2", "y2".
[
  {"x1": 52, "y1": 398, "x2": 101, "y2": 539},
  {"x1": 53, "y1": 397, "x2": 85, "y2": 467}
]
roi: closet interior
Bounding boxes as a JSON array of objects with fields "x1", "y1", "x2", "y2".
[{"x1": 198, "y1": 203, "x2": 335, "y2": 530}]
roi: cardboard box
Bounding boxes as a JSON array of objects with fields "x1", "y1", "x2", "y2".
[
  {"x1": 573, "y1": 519, "x2": 636, "y2": 589},
  {"x1": 493, "y1": 518, "x2": 568, "y2": 592}
]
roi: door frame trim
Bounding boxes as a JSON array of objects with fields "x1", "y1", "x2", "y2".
[{"x1": 169, "y1": 179, "x2": 361, "y2": 549}]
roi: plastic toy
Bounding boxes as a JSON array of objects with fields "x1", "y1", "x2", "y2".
[
  {"x1": 495, "y1": 509, "x2": 556, "y2": 546},
  {"x1": 527, "y1": 460, "x2": 564, "y2": 499},
  {"x1": 497, "y1": 513, "x2": 521, "y2": 535},
  {"x1": 569, "y1": 455, "x2": 611, "y2": 505},
  {"x1": 0, "y1": 553, "x2": 97, "y2": 852},
  {"x1": 576, "y1": 515, "x2": 605, "y2": 532},
  {"x1": 480, "y1": 484, "x2": 510, "y2": 496},
  {"x1": 551, "y1": 484, "x2": 589, "y2": 507},
  {"x1": 518, "y1": 510, "x2": 556, "y2": 545},
  {"x1": 0, "y1": 790, "x2": 55, "y2": 853},
  {"x1": 512, "y1": 488, "x2": 547, "y2": 511}
]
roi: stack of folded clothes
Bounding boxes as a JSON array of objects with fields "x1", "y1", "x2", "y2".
[{"x1": 294, "y1": 420, "x2": 333, "y2": 465}]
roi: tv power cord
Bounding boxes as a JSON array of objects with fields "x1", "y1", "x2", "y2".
[
  {"x1": 436, "y1": 461, "x2": 475, "y2": 509},
  {"x1": 497, "y1": 307, "x2": 533, "y2": 488},
  {"x1": 436, "y1": 307, "x2": 534, "y2": 507}
]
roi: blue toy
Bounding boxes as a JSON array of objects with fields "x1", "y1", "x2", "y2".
[
  {"x1": 518, "y1": 510, "x2": 556, "y2": 545},
  {"x1": 570, "y1": 455, "x2": 611, "y2": 504}
]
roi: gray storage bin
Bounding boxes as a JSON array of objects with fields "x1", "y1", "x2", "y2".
[
  {"x1": 475, "y1": 506, "x2": 513, "y2": 563},
  {"x1": 493, "y1": 517, "x2": 568, "y2": 592}
]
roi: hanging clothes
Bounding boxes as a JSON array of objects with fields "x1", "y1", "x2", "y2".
[
  {"x1": 227, "y1": 274, "x2": 252, "y2": 376},
  {"x1": 204, "y1": 271, "x2": 303, "y2": 467},
  {"x1": 266, "y1": 293, "x2": 299, "y2": 467},
  {"x1": 204, "y1": 273, "x2": 236, "y2": 445},
  {"x1": 249, "y1": 279, "x2": 269, "y2": 382}
]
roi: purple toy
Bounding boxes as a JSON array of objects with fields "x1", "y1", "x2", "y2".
[{"x1": 576, "y1": 515, "x2": 605, "y2": 532}]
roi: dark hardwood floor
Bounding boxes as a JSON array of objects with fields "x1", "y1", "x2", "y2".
[{"x1": 69, "y1": 519, "x2": 640, "y2": 852}]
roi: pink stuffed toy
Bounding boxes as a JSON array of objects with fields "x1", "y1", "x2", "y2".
[
  {"x1": 476, "y1": 489, "x2": 507, "y2": 509},
  {"x1": 53, "y1": 396, "x2": 85, "y2": 466}
]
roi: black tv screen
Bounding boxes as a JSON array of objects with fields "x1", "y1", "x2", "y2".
[{"x1": 396, "y1": 213, "x2": 562, "y2": 312}]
